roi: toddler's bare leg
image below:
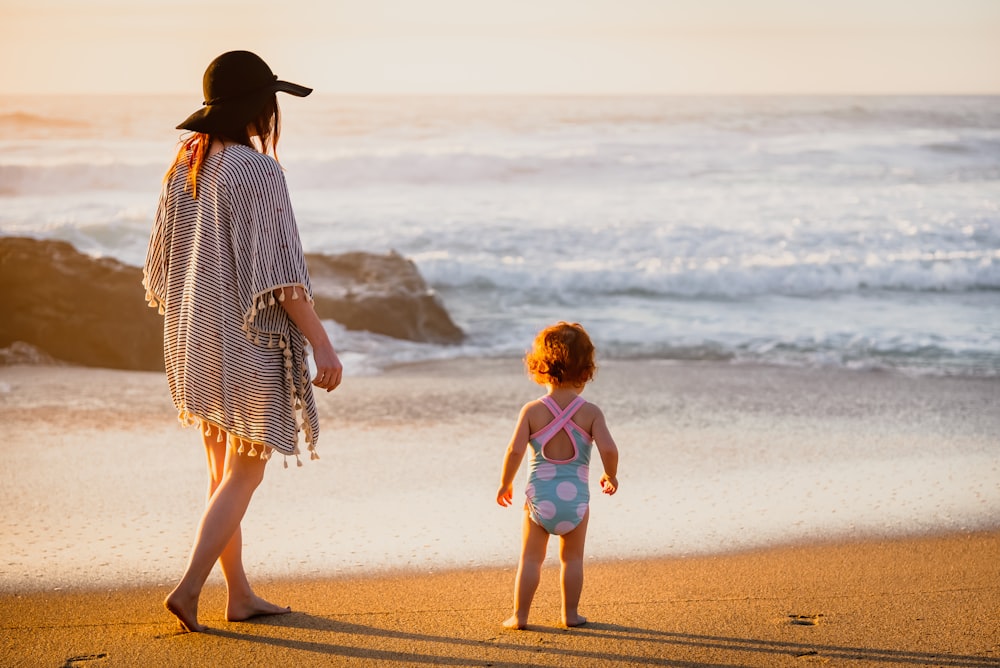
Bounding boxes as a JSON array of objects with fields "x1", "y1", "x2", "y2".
[
  {"x1": 558, "y1": 510, "x2": 590, "y2": 627},
  {"x1": 503, "y1": 511, "x2": 549, "y2": 629}
]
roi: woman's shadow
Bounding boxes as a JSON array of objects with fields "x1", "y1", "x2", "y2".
[{"x1": 203, "y1": 612, "x2": 522, "y2": 667}]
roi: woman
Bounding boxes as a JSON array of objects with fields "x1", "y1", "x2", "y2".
[{"x1": 143, "y1": 50, "x2": 342, "y2": 632}]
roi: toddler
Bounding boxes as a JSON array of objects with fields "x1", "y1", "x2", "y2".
[{"x1": 497, "y1": 321, "x2": 619, "y2": 629}]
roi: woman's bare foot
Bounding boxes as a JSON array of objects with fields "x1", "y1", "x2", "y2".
[
  {"x1": 563, "y1": 614, "x2": 588, "y2": 628},
  {"x1": 164, "y1": 590, "x2": 207, "y2": 633},
  {"x1": 226, "y1": 593, "x2": 291, "y2": 622},
  {"x1": 502, "y1": 615, "x2": 527, "y2": 630}
]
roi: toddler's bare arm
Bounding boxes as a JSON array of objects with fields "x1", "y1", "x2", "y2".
[
  {"x1": 591, "y1": 407, "x2": 619, "y2": 494},
  {"x1": 497, "y1": 404, "x2": 532, "y2": 506}
]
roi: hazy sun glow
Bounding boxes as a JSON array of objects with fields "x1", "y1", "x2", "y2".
[{"x1": 2, "y1": 0, "x2": 999, "y2": 95}]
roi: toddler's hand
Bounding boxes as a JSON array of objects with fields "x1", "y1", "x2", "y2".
[
  {"x1": 600, "y1": 474, "x2": 618, "y2": 495},
  {"x1": 497, "y1": 483, "x2": 513, "y2": 507}
]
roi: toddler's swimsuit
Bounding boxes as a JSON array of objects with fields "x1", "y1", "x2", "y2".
[{"x1": 524, "y1": 395, "x2": 594, "y2": 535}]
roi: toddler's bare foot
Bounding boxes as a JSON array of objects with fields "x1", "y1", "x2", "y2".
[
  {"x1": 164, "y1": 589, "x2": 206, "y2": 633},
  {"x1": 502, "y1": 615, "x2": 527, "y2": 630},
  {"x1": 226, "y1": 593, "x2": 291, "y2": 622},
  {"x1": 563, "y1": 614, "x2": 588, "y2": 628}
]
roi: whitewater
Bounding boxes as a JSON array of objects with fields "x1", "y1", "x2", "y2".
[{"x1": 1, "y1": 94, "x2": 998, "y2": 376}]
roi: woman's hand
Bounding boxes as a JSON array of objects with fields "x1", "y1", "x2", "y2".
[
  {"x1": 312, "y1": 344, "x2": 343, "y2": 392},
  {"x1": 277, "y1": 286, "x2": 343, "y2": 393}
]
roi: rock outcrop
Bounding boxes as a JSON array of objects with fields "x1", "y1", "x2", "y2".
[
  {"x1": 0, "y1": 237, "x2": 463, "y2": 370},
  {"x1": 306, "y1": 251, "x2": 464, "y2": 345},
  {"x1": 0, "y1": 237, "x2": 164, "y2": 371}
]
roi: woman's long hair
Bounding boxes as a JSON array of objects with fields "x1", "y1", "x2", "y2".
[{"x1": 165, "y1": 95, "x2": 282, "y2": 198}]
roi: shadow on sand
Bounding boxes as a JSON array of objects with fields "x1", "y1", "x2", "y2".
[{"x1": 197, "y1": 613, "x2": 999, "y2": 667}]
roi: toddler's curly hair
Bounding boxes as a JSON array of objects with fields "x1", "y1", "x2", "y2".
[{"x1": 524, "y1": 321, "x2": 596, "y2": 386}]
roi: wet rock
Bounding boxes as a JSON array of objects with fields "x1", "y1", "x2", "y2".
[
  {"x1": 0, "y1": 237, "x2": 163, "y2": 371},
  {"x1": 306, "y1": 251, "x2": 464, "y2": 345},
  {"x1": 0, "y1": 237, "x2": 464, "y2": 371}
]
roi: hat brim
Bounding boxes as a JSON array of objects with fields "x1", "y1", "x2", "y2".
[
  {"x1": 273, "y1": 80, "x2": 312, "y2": 97},
  {"x1": 176, "y1": 79, "x2": 312, "y2": 133}
]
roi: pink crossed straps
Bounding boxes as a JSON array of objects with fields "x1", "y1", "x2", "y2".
[{"x1": 529, "y1": 395, "x2": 590, "y2": 446}]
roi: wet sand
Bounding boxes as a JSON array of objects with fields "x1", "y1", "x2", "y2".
[
  {"x1": 1, "y1": 360, "x2": 997, "y2": 591},
  {"x1": 2, "y1": 531, "x2": 998, "y2": 666}
]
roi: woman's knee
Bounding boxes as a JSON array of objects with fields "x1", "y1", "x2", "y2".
[
  {"x1": 239, "y1": 459, "x2": 267, "y2": 489},
  {"x1": 226, "y1": 446, "x2": 268, "y2": 488}
]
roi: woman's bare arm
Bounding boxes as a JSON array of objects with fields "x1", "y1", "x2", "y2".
[{"x1": 277, "y1": 287, "x2": 342, "y2": 392}]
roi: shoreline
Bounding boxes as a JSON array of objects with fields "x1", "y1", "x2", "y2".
[
  {"x1": 2, "y1": 524, "x2": 994, "y2": 596},
  {"x1": 2, "y1": 530, "x2": 998, "y2": 666},
  {"x1": 1, "y1": 358, "x2": 998, "y2": 593}
]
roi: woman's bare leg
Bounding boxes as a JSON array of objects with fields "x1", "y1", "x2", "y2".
[
  {"x1": 200, "y1": 427, "x2": 290, "y2": 621},
  {"x1": 558, "y1": 510, "x2": 590, "y2": 627},
  {"x1": 203, "y1": 428, "x2": 247, "y2": 596},
  {"x1": 503, "y1": 510, "x2": 550, "y2": 629},
  {"x1": 164, "y1": 425, "x2": 272, "y2": 632}
]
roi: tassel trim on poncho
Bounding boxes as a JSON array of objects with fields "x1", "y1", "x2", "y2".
[
  {"x1": 151, "y1": 281, "x2": 321, "y2": 468},
  {"x1": 241, "y1": 283, "x2": 320, "y2": 465},
  {"x1": 172, "y1": 412, "x2": 313, "y2": 469}
]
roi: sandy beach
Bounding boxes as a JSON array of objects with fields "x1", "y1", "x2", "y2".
[
  {"x1": 1, "y1": 532, "x2": 998, "y2": 666},
  {"x1": 1, "y1": 358, "x2": 998, "y2": 665}
]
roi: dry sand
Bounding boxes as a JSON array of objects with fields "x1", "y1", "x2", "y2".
[{"x1": 1, "y1": 531, "x2": 998, "y2": 666}]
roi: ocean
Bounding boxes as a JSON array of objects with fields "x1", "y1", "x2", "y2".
[{"x1": 1, "y1": 94, "x2": 999, "y2": 377}]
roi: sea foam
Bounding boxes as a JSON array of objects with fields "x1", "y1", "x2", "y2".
[{"x1": 1, "y1": 94, "x2": 997, "y2": 376}]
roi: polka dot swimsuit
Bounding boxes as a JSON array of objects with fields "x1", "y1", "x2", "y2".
[{"x1": 524, "y1": 395, "x2": 593, "y2": 535}]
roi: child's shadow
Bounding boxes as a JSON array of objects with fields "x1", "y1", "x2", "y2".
[{"x1": 562, "y1": 622, "x2": 999, "y2": 667}]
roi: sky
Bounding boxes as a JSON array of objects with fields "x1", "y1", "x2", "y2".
[{"x1": 2, "y1": 0, "x2": 999, "y2": 95}]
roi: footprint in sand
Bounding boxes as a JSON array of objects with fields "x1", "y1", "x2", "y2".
[
  {"x1": 62, "y1": 653, "x2": 108, "y2": 667},
  {"x1": 795, "y1": 650, "x2": 830, "y2": 663},
  {"x1": 789, "y1": 613, "x2": 824, "y2": 626}
]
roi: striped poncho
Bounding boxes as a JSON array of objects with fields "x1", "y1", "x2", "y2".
[{"x1": 143, "y1": 144, "x2": 320, "y2": 464}]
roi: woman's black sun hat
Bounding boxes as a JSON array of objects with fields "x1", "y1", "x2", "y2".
[{"x1": 177, "y1": 50, "x2": 312, "y2": 134}]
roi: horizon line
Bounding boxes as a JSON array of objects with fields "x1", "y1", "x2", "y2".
[{"x1": 3, "y1": 90, "x2": 1000, "y2": 98}]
